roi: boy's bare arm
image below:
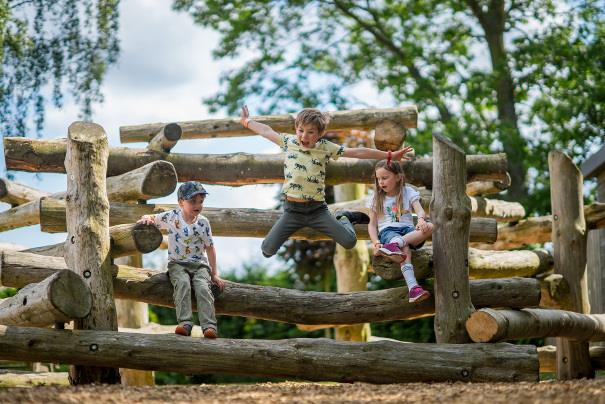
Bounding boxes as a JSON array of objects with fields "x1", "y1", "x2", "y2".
[
  {"x1": 342, "y1": 145, "x2": 414, "y2": 160},
  {"x1": 240, "y1": 105, "x2": 281, "y2": 146}
]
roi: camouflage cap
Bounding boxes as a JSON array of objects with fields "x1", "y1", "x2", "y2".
[{"x1": 177, "y1": 181, "x2": 209, "y2": 200}]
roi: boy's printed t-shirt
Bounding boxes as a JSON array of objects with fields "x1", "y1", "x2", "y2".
[
  {"x1": 152, "y1": 209, "x2": 213, "y2": 266},
  {"x1": 278, "y1": 133, "x2": 344, "y2": 201},
  {"x1": 367, "y1": 185, "x2": 420, "y2": 233}
]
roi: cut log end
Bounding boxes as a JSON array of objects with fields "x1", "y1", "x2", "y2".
[
  {"x1": 163, "y1": 123, "x2": 182, "y2": 141},
  {"x1": 49, "y1": 270, "x2": 92, "y2": 319},
  {"x1": 68, "y1": 122, "x2": 107, "y2": 143},
  {"x1": 132, "y1": 223, "x2": 163, "y2": 254},
  {"x1": 373, "y1": 120, "x2": 406, "y2": 152},
  {"x1": 466, "y1": 310, "x2": 499, "y2": 342},
  {"x1": 141, "y1": 161, "x2": 178, "y2": 197}
]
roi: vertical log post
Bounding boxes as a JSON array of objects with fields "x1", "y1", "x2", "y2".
[
  {"x1": 549, "y1": 150, "x2": 594, "y2": 379},
  {"x1": 430, "y1": 133, "x2": 474, "y2": 343},
  {"x1": 333, "y1": 184, "x2": 371, "y2": 341},
  {"x1": 64, "y1": 121, "x2": 121, "y2": 384}
]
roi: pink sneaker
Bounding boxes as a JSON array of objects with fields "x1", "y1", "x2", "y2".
[
  {"x1": 378, "y1": 243, "x2": 407, "y2": 263},
  {"x1": 408, "y1": 286, "x2": 431, "y2": 303}
]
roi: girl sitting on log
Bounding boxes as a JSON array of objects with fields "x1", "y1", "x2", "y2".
[{"x1": 368, "y1": 159, "x2": 433, "y2": 303}]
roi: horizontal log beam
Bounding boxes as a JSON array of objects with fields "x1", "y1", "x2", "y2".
[
  {"x1": 372, "y1": 247, "x2": 552, "y2": 281},
  {"x1": 0, "y1": 371, "x2": 69, "y2": 387},
  {"x1": 120, "y1": 107, "x2": 419, "y2": 143},
  {"x1": 37, "y1": 199, "x2": 497, "y2": 243},
  {"x1": 0, "y1": 178, "x2": 49, "y2": 207},
  {"x1": 0, "y1": 270, "x2": 91, "y2": 327},
  {"x1": 0, "y1": 325, "x2": 538, "y2": 383},
  {"x1": 0, "y1": 251, "x2": 540, "y2": 325},
  {"x1": 538, "y1": 345, "x2": 605, "y2": 373},
  {"x1": 0, "y1": 200, "x2": 40, "y2": 232},
  {"x1": 465, "y1": 174, "x2": 511, "y2": 196},
  {"x1": 472, "y1": 203, "x2": 605, "y2": 250},
  {"x1": 466, "y1": 308, "x2": 605, "y2": 343},
  {"x1": 24, "y1": 223, "x2": 162, "y2": 258},
  {"x1": 4, "y1": 137, "x2": 508, "y2": 187}
]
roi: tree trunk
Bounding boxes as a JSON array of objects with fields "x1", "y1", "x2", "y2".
[
  {"x1": 466, "y1": 308, "x2": 605, "y2": 343},
  {"x1": 0, "y1": 178, "x2": 49, "y2": 207},
  {"x1": 120, "y1": 107, "x2": 418, "y2": 143},
  {"x1": 63, "y1": 121, "x2": 120, "y2": 385},
  {"x1": 371, "y1": 246, "x2": 552, "y2": 281},
  {"x1": 549, "y1": 150, "x2": 593, "y2": 379},
  {"x1": 147, "y1": 123, "x2": 182, "y2": 153},
  {"x1": 0, "y1": 325, "x2": 538, "y2": 383},
  {"x1": 25, "y1": 223, "x2": 162, "y2": 259},
  {"x1": 587, "y1": 172, "x2": 605, "y2": 349},
  {"x1": 0, "y1": 270, "x2": 91, "y2": 327},
  {"x1": 4, "y1": 137, "x2": 509, "y2": 187},
  {"x1": 333, "y1": 184, "x2": 371, "y2": 341},
  {"x1": 430, "y1": 133, "x2": 474, "y2": 343},
  {"x1": 0, "y1": 251, "x2": 540, "y2": 325}
]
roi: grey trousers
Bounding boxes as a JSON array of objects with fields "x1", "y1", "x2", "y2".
[
  {"x1": 167, "y1": 261, "x2": 216, "y2": 331},
  {"x1": 261, "y1": 200, "x2": 357, "y2": 257}
]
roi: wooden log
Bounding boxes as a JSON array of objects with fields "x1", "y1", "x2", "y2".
[
  {"x1": 538, "y1": 346, "x2": 605, "y2": 373},
  {"x1": 473, "y1": 203, "x2": 605, "y2": 250},
  {"x1": 430, "y1": 133, "x2": 474, "y2": 343},
  {"x1": 147, "y1": 123, "x2": 182, "y2": 153},
  {"x1": 0, "y1": 200, "x2": 40, "y2": 232},
  {"x1": 120, "y1": 107, "x2": 419, "y2": 143},
  {"x1": 4, "y1": 137, "x2": 509, "y2": 187},
  {"x1": 0, "y1": 251, "x2": 541, "y2": 325},
  {"x1": 466, "y1": 308, "x2": 605, "y2": 343},
  {"x1": 0, "y1": 178, "x2": 49, "y2": 207},
  {"x1": 0, "y1": 325, "x2": 538, "y2": 383},
  {"x1": 373, "y1": 119, "x2": 406, "y2": 151},
  {"x1": 0, "y1": 270, "x2": 91, "y2": 326},
  {"x1": 539, "y1": 274, "x2": 573, "y2": 310},
  {"x1": 0, "y1": 370, "x2": 69, "y2": 387},
  {"x1": 64, "y1": 122, "x2": 120, "y2": 384},
  {"x1": 465, "y1": 174, "x2": 511, "y2": 196},
  {"x1": 372, "y1": 246, "x2": 552, "y2": 281},
  {"x1": 549, "y1": 150, "x2": 593, "y2": 379},
  {"x1": 38, "y1": 198, "x2": 498, "y2": 243},
  {"x1": 25, "y1": 224, "x2": 162, "y2": 258}
]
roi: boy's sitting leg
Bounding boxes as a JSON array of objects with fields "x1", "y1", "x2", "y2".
[
  {"x1": 168, "y1": 262, "x2": 195, "y2": 337},
  {"x1": 192, "y1": 264, "x2": 219, "y2": 338}
]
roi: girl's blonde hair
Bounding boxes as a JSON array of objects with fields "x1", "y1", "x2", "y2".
[{"x1": 371, "y1": 159, "x2": 406, "y2": 218}]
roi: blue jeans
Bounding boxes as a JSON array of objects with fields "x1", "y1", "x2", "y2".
[{"x1": 379, "y1": 225, "x2": 426, "y2": 250}]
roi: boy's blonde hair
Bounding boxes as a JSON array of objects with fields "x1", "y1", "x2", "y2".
[
  {"x1": 371, "y1": 159, "x2": 406, "y2": 218},
  {"x1": 295, "y1": 108, "x2": 330, "y2": 134}
]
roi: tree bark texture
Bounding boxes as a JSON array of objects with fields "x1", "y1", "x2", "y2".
[
  {"x1": 587, "y1": 172, "x2": 605, "y2": 349},
  {"x1": 466, "y1": 308, "x2": 605, "y2": 343},
  {"x1": 0, "y1": 325, "x2": 538, "y2": 383},
  {"x1": 0, "y1": 200, "x2": 40, "y2": 232},
  {"x1": 4, "y1": 137, "x2": 509, "y2": 187},
  {"x1": 147, "y1": 123, "x2": 182, "y2": 153},
  {"x1": 549, "y1": 150, "x2": 593, "y2": 379},
  {"x1": 0, "y1": 251, "x2": 540, "y2": 325},
  {"x1": 0, "y1": 270, "x2": 91, "y2": 327},
  {"x1": 0, "y1": 178, "x2": 49, "y2": 207},
  {"x1": 430, "y1": 133, "x2": 474, "y2": 343},
  {"x1": 63, "y1": 121, "x2": 120, "y2": 385},
  {"x1": 371, "y1": 246, "x2": 552, "y2": 281},
  {"x1": 120, "y1": 107, "x2": 418, "y2": 143},
  {"x1": 38, "y1": 198, "x2": 498, "y2": 243}
]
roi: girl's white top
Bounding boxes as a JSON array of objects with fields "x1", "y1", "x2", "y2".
[{"x1": 367, "y1": 185, "x2": 420, "y2": 233}]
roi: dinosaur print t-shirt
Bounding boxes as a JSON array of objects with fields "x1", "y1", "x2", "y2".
[
  {"x1": 151, "y1": 209, "x2": 213, "y2": 266},
  {"x1": 278, "y1": 133, "x2": 344, "y2": 201},
  {"x1": 368, "y1": 185, "x2": 420, "y2": 233}
]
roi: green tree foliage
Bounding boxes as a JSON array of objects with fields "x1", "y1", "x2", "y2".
[
  {"x1": 0, "y1": 0, "x2": 120, "y2": 137},
  {"x1": 173, "y1": 0, "x2": 604, "y2": 213}
]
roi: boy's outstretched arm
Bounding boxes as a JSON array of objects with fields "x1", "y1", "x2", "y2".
[
  {"x1": 205, "y1": 244, "x2": 225, "y2": 291},
  {"x1": 343, "y1": 145, "x2": 414, "y2": 160},
  {"x1": 240, "y1": 105, "x2": 281, "y2": 146}
]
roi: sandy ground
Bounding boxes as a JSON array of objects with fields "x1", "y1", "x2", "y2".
[{"x1": 1, "y1": 379, "x2": 605, "y2": 404}]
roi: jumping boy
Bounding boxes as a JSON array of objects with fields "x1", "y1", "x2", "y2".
[{"x1": 240, "y1": 105, "x2": 412, "y2": 257}]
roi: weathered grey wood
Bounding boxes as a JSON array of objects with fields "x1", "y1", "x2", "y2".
[
  {"x1": 0, "y1": 178, "x2": 49, "y2": 207},
  {"x1": 147, "y1": 123, "x2": 182, "y2": 153},
  {"x1": 0, "y1": 200, "x2": 40, "y2": 232},
  {"x1": 549, "y1": 150, "x2": 593, "y2": 379},
  {"x1": 64, "y1": 121, "x2": 120, "y2": 385},
  {"x1": 430, "y1": 133, "x2": 474, "y2": 343},
  {"x1": 4, "y1": 137, "x2": 509, "y2": 187},
  {"x1": 25, "y1": 223, "x2": 162, "y2": 258},
  {"x1": 0, "y1": 251, "x2": 540, "y2": 325},
  {"x1": 38, "y1": 198, "x2": 497, "y2": 243},
  {"x1": 538, "y1": 346, "x2": 605, "y2": 373},
  {"x1": 466, "y1": 308, "x2": 605, "y2": 343},
  {"x1": 0, "y1": 325, "x2": 538, "y2": 383},
  {"x1": 0, "y1": 270, "x2": 91, "y2": 327},
  {"x1": 120, "y1": 107, "x2": 418, "y2": 143},
  {"x1": 372, "y1": 246, "x2": 552, "y2": 281},
  {"x1": 587, "y1": 171, "x2": 605, "y2": 350},
  {"x1": 465, "y1": 175, "x2": 511, "y2": 196},
  {"x1": 373, "y1": 119, "x2": 406, "y2": 151}
]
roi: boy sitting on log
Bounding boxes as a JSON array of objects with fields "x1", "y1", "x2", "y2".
[
  {"x1": 138, "y1": 181, "x2": 225, "y2": 338},
  {"x1": 240, "y1": 105, "x2": 412, "y2": 257}
]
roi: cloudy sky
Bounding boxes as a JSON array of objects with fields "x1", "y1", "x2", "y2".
[{"x1": 0, "y1": 1, "x2": 300, "y2": 274}]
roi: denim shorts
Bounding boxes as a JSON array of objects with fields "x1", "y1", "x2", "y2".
[{"x1": 378, "y1": 225, "x2": 425, "y2": 250}]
